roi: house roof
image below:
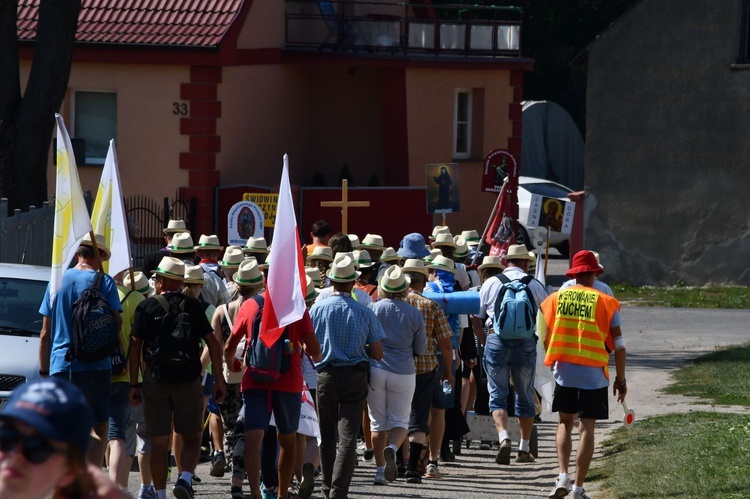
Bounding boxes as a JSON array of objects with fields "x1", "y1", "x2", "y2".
[{"x1": 17, "y1": 0, "x2": 246, "y2": 48}]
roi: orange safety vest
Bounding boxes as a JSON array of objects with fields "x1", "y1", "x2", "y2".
[{"x1": 540, "y1": 285, "x2": 620, "y2": 378}]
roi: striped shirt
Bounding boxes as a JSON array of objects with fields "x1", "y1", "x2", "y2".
[{"x1": 404, "y1": 291, "x2": 453, "y2": 375}]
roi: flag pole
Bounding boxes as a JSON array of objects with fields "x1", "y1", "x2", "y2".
[
  {"x1": 88, "y1": 230, "x2": 104, "y2": 272},
  {"x1": 128, "y1": 266, "x2": 136, "y2": 291},
  {"x1": 543, "y1": 227, "x2": 551, "y2": 278},
  {"x1": 473, "y1": 177, "x2": 507, "y2": 266}
]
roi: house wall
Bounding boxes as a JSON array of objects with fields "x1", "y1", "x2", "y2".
[
  {"x1": 405, "y1": 68, "x2": 515, "y2": 235},
  {"x1": 237, "y1": 0, "x2": 286, "y2": 49},
  {"x1": 584, "y1": 0, "x2": 750, "y2": 285}
]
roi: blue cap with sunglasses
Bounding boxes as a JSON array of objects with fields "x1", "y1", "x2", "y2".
[{"x1": 0, "y1": 378, "x2": 94, "y2": 457}]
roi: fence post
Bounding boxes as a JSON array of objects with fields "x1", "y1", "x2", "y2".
[
  {"x1": 163, "y1": 197, "x2": 170, "y2": 226},
  {"x1": 0, "y1": 198, "x2": 7, "y2": 262}
]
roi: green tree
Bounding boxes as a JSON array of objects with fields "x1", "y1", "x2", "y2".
[{"x1": 0, "y1": 0, "x2": 82, "y2": 212}]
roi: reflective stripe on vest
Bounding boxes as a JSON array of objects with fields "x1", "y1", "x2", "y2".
[{"x1": 541, "y1": 286, "x2": 618, "y2": 376}]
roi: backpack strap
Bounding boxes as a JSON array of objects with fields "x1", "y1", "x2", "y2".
[
  {"x1": 154, "y1": 294, "x2": 170, "y2": 314},
  {"x1": 496, "y1": 273, "x2": 511, "y2": 285},
  {"x1": 92, "y1": 270, "x2": 105, "y2": 291},
  {"x1": 120, "y1": 289, "x2": 135, "y2": 305}
]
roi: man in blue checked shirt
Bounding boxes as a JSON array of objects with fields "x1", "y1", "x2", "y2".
[{"x1": 310, "y1": 255, "x2": 385, "y2": 499}]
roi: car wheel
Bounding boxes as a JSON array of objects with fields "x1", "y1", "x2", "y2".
[{"x1": 516, "y1": 225, "x2": 533, "y2": 251}]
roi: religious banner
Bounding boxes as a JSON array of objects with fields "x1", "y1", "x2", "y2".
[
  {"x1": 227, "y1": 201, "x2": 264, "y2": 246},
  {"x1": 425, "y1": 163, "x2": 459, "y2": 214},
  {"x1": 482, "y1": 149, "x2": 517, "y2": 193},
  {"x1": 527, "y1": 194, "x2": 575, "y2": 235},
  {"x1": 243, "y1": 192, "x2": 279, "y2": 227}
]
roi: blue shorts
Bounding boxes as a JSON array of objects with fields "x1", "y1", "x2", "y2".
[
  {"x1": 433, "y1": 355, "x2": 455, "y2": 410},
  {"x1": 108, "y1": 382, "x2": 131, "y2": 441},
  {"x1": 243, "y1": 389, "x2": 301, "y2": 435},
  {"x1": 203, "y1": 373, "x2": 215, "y2": 396},
  {"x1": 482, "y1": 335, "x2": 537, "y2": 418},
  {"x1": 53, "y1": 370, "x2": 111, "y2": 424}
]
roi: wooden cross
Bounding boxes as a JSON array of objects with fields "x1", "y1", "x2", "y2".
[{"x1": 320, "y1": 179, "x2": 370, "y2": 234}]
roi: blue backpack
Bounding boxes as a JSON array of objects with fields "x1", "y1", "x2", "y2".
[
  {"x1": 245, "y1": 295, "x2": 293, "y2": 383},
  {"x1": 492, "y1": 274, "x2": 537, "y2": 340},
  {"x1": 67, "y1": 271, "x2": 120, "y2": 363}
]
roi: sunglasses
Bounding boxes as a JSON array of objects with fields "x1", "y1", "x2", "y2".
[{"x1": 0, "y1": 423, "x2": 67, "y2": 464}]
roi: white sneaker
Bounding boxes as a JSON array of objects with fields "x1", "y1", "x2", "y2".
[
  {"x1": 571, "y1": 488, "x2": 590, "y2": 499},
  {"x1": 383, "y1": 446, "x2": 398, "y2": 482},
  {"x1": 549, "y1": 474, "x2": 571, "y2": 498},
  {"x1": 373, "y1": 471, "x2": 387, "y2": 486}
]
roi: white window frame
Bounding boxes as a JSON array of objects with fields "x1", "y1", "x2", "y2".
[
  {"x1": 71, "y1": 89, "x2": 117, "y2": 165},
  {"x1": 453, "y1": 89, "x2": 472, "y2": 159}
]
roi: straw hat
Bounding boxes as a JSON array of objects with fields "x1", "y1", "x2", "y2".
[
  {"x1": 163, "y1": 219, "x2": 189, "y2": 235},
  {"x1": 335, "y1": 252, "x2": 359, "y2": 269},
  {"x1": 505, "y1": 244, "x2": 535, "y2": 261},
  {"x1": 304, "y1": 275, "x2": 319, "y2": 302},
  {"x1": 430, "y1": 225, "x2": 451, "y2": 240},
  {"x1": 326, "y1": 255, "x2": 358, "y2": 283},
  {"x1": 220, "y1": 247, "x2": 245, "y2": 268},
  {"x1": 461, "y1": 229, "x2": 481, "y2": 246},
  {"x1": 379, "y1": 265, "x2": 410, "y2": 294},
  {"x1": 379, "y1": 247, "x2": 401, "y2": 263},
  {"x1": 359, "y1": 234, "x2": 385, "y2": 251},
  {"x1": 348, "y1": 234, "x2": 361, "y2": 248},
  {"x1": 243, "y1": 237, "x2": 269, "y2": 254},
  {"x1": 566, "y1": 250, "x2": 604, "y2": 278},
  {"x1": 80, "y1": 232, "x2": 111, "y2": 261},
  {"x1": 592, "y1": 251, "x2": 604, "y2": 271},
  {"x1": 305, "y1": 267, "x2": 324, "y2": 288},
  {"x1": 401, "y1": 258, "x2": 429, "y2": 277},
  {"x1": 153, "y1": 257, "x2": 185, "y2": 281},
  {"x1": 235, "y1": 259, "x2": 265, "y2": 287},
  {"x1": 477, "y1": 255, "x2": 506, "y2": 272},
  {"x1": 167, "y1": 232, "x2": 195, "y2": 254},
  {"x1": 307, "y1": 246, "x2": 333, "y2": 263},
  {"x1": 423, "y1": 248, "x2": 443, "y2": 263},
  {"x1": 432, "y1": 233, "x2": 458, "y2": 249},
  {"x1": 428, "y1": 255, "x2": 456, "y2": 274},
  {"x1": 353, "y1": 250, "x2": 374, "y2": 269},
  {"x1": 184, "y1": 265, "x2": 205, "y2": 284},
  {"x1": 453, "y1": 236, "x2": 469, "y2": 259},
  {"x1": 123, "y1": 271, "x2": 153, "y2": 296},
  {"x1": 194, "y1": 234, "x2": 223, "y2": 251}
]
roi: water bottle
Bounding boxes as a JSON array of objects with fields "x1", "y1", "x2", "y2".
[
  {"x1": 284, "y1": 339, "x2": 294, "y2": 353},
  {"x1": 442, "y1": 379, "x2": 453, "y2": 395}
]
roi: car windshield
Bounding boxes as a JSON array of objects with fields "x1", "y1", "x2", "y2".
[
  {"x1": 0, "y1": 277, "x2": 47, "y2": 336},
  {"x1": 520, "y1": 181, "x2": 572, "y2": 199}
]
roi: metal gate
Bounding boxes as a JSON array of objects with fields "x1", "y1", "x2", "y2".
[{"x1": 125, "y1": 194, "x2": 195, "y2": 270}]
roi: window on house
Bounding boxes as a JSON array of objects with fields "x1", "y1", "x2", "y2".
[
  {"x1": 73, "y1": 91, "x2": 117, "y2": 165},
  {"x1": 453, "y1": 89, "x2": 472, "y2": 159},
  {"x1": 741, "y1": 1, "x2": 750, "y2": 62}
]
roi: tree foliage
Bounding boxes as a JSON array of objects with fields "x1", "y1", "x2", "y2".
[{"x1": 0, "y1": 0, "x2": 81, "y2": 213}]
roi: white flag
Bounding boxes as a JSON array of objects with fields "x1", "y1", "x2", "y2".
[
  {"x1": 50, "y1": 114, "x2": 93, "y2": 305},
  {"x1": 91, "y1": 140, "x2": 131, "y2": 276}
]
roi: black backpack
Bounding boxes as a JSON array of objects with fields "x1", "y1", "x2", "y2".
[
  {"x1": 67, "y1": 271, "x2": 120, "y2": 364},
  {"x1": 146, "y1": 294, "x2": 202, "y2": 384},
  {"x1": 245, "y1": 295, "x2": 293, "y2": 383}
]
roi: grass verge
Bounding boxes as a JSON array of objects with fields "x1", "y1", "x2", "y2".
[
  {"x1": 590, "y1": 413, "x2": 750, "y2": 498},
  {"x1": 610, "y1": 284, "x2": 750, "y2": 308}
]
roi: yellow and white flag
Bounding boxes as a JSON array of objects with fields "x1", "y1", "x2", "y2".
[
  {"x1": 91, "y1": 140, "x2": 131, "y2": 276},
  {"x1": 50, "y1": 114, "x2": 93, "y2": 305}
]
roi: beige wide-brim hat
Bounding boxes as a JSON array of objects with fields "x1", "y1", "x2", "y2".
[
  {"x1": 348, "y1": 234, "x2": 361, "y2": 248},
  {"x1": 423, "y1": 248, "x2": 443, "y2": 263},
  {"x1": 163, "y1": 219, "x2": 189, "y2": 235},
  {"x1": 220, "y1": 247, "x2": 245, "y2": 268},
  {"x1": 123, "y1": 271, "x2": 153, "y2": 296},
  {"x1": 430, "y1": 225, "x2": 451, "y2": 240},
  {"x1": 335, "y1": 252, "x2": 360, "y2": 270},
  {"x1": 402, "y1": 258, "x2": 429, "y2": 277},
  {"x1": 307, "y1": 246, "x2": 333, "y2": 263},
  {"x1": 379, "y1": 247, "x2": 401, "y2": 263},
  {"x1": 506, "y1": 244, "x2": 535, "y2": 261},
  {"x1": 353, "y1": 249, "x2": 374, "y2": 269},
  {"x1": 153, "y1": 257, "x2": 186, "y2": 281},
  {"x1": 461, "y1": 230, "x2": 481, "y2": 246},
  {"x1": 432, "y1": 233, "x2": 458, "y2": 249},
  {"x1": 326, "y1": 255, "x2": 358, "y2": 283},
  {"x1": 379, "y1": 265, "x2": 411, "y2": 294},
  {"x1": 305, "y1": 275, "x2": 319, "y2": 302},
  {"x1": 235, "y1": 259, "x2": 265, "y2": 287},
  {"x1": 478, "y1": 255, "x2": 506, "y2": 272},
  {"x1": 195, "y1": 234, "x2": 223, "y2": 251},
  {"x1": 453, "y1": 235, "x2": 469, "y2": 258},
  {"x1": 305, "y1": 266, "x2": 324, "y2": 288},
  {"x1": 183, "y1": 265, "x2": 205, "y2": 284},
  {"x1": 167, "y1": 232, "x2": 195, "y2": 254},
  {"x1": 428, "y1": 255, "x2": 456, "y2": 274},
  {"x1": 80, "y1": 232, "x2": 111, "y2": 261},
  {"x1": 243, "y1": 236, "x2": 269, "y2": 254},
  {"x1": 359, "y1": 234, "x2": 385, "y2": 251}
]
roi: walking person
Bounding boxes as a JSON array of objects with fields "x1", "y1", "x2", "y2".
[
  {"x1": 128, "y1": 257, "x2": 227, "y2": 499},
  {"x1": 540, "y1": 250, "x2": 627, "y2": 499},
  {"x1": 309, "y1": 255, "x2": 386, "y2": 499}
]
